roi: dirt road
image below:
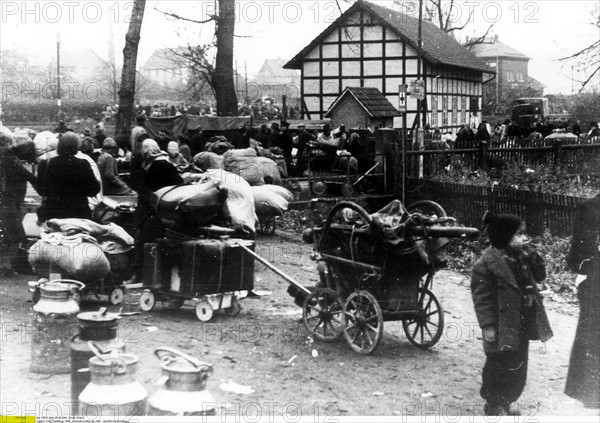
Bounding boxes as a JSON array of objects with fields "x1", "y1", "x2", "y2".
[{"x1": 1, "y1": 231, "x2": 598, "y2": 419}]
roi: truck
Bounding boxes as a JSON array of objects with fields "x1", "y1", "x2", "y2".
[{"x1": 511, "y1": 97, "x2": 549, "y2": 128}]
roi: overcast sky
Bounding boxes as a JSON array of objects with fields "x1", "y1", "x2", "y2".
[{"x1": 1, "y1": 0, "x2": 598, "y2": 94}]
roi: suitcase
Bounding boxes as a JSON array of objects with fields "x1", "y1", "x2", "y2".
[{"x1": 152, "y1": 238, "x2": 255, "y2": 297}]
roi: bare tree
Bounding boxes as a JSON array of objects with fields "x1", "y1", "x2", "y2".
[
  {"x1": 560, "y1": 7, "x2": 600, "y2": 93},
  {"x1": 115, "y1": 0, "x2": 146, "y2": 135},
  {"x1": 156, "y1": 0, "x2": 238, "y2": 116}
]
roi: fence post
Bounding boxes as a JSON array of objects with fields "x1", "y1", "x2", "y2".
[
  {"x1": 478, "y1": 140, "x2": 489, "y2": 171},
  {"x1": 553, "y1": 139, "x2": 563, "y2": 170}
]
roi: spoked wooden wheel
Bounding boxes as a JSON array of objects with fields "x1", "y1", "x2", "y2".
[
  {"x1": 406, "y1": 200, "x2": 447, "y2": 219},
  {"x1": 303, "y1": 288, "x2": 344, "y2": 341},
  {"x1": 343, "y1": 290, "x2": 384, "y2": 354},
  {"x1": 260, "y1": 217, "x2": 276, "y2": 236},
  {"x1": 402, "y1": 288, "x2": 444, "y2": 349}
]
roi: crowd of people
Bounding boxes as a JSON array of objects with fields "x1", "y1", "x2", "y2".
[{"x1": 0, "y1": 114, "x2": 598, "y2": 416}]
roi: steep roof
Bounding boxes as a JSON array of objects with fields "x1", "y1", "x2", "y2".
[
  {"x1": 143, "y1": 47, "x2": 189, "y2": 70},
  {"x1": 257, "y1": 58, "x2": 300, "y2": 79},
  {"x1": 469, "y1": 40, "x2": 530, "y2": 60},
  {"x1": 325, "y1": 87, "x2": 400, "y2": 118},
  {"x1": 284, "y1": 0, "x2": 492, "y2": 74}
]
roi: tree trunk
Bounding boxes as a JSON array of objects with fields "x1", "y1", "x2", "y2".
[
  {"x1": 213, "y1": 0, "x2": 238, "y2": 116},
  {"x1": 115, "y1": 0, "x2": 146, "y2": 135}
]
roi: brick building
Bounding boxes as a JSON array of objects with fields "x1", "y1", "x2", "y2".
[{"x1": 468, "y1": 35, "x2": 544, "y2": 113}]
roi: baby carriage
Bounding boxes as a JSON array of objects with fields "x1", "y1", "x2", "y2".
[{"x1": 297, "y1": 199, "x2": 479, "y2": 354}]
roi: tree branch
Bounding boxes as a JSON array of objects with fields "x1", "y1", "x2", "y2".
[{"x1": 154, "y1": 7, "x2": 216, "y2": 24}]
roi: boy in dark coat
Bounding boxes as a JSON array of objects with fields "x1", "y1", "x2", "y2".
[{"x1": 471, "y1": 212, "x2": 553, "y2": 416}]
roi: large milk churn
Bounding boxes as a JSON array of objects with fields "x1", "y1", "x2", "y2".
[
  {"x1": 79, "y1": 342, "x2": 148, "y2": 417},
  {"x1": 148, "y1": 347, "x2": 217, "y2": 416},
  {"x1": 71, "y1": 308, "x2": 125, "y2": 415},
  {"x1": 30, "y1": 279, "x2": 85, "y2": 374}
]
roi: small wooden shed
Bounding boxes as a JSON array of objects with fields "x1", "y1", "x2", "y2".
[{"x1": 325, "y1": 87, "x2": 400, "y2": 131}]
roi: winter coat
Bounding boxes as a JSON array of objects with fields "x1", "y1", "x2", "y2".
[
  {"x1": 471, "y1": 247, "x2": 553, "y2": 354},
  {"x1": 565, "y1": 195, "x2": 600, "y2": 406}
]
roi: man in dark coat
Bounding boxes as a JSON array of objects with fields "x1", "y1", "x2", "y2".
[
  {"x1": 471, "y1": 212, "x2": 553, "y2": 416},
  {"x1": 0, "y1": 133, "x2": 38, "y2": 274},
  {"x1": 565, "y1": 194, "x2": 600, "y2": 408},
  {"x1": 275, "y1": 121, "x2": 294, "y2": 175}
]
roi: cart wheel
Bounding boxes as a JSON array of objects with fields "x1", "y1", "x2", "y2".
[
  {"x1": 343, "y1": 290, "x2": 383, "y2": 354},
  {"x1": 162, "y1": 298, "x2": 184, "y2": 310},
  {"x1": 109, "y1": 288, "x2": 124, "y2": 305},
  {"x1": 260, "y1": 218, "x2": 276, "y2": 236},
  {"x1": 406, "y1": 200, "x2": 447, "y2": 219},
  {"x1": 303, "y1": 288, "x2": 344, "y2": 342},
  {"x1": 223, "y1": 296, "x2": 241, "y2": 317},
  {"x1": 195, "y1": 300, "x2": 214, "y2": 322},
  {"x1": 139, "y1": 290, "x2": 156, "y2": 311},
  {"x1": 32, "y1": 288, "x2": 41, "y2": 305},
  {"x1": 402, "y1": 288, "x2": 444, "y2": 349}
]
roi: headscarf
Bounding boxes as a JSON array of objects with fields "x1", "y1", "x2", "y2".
[{"x1": 141, "y1": 139, "x2": 168, "y2": 170}]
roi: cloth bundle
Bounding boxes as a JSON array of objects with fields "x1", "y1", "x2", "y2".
[
  {"x1": 251, "y1": 185, "x2": 293, "y2": 218},
  {"x1": 222, "y1": 148, "x2": 282, "y2": 186}
]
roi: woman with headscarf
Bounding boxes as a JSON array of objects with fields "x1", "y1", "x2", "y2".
[
  {"x1": 0, "y1": 132, "x2": 38, "y2": 274},
  {"x1": 36, "y1": 132, "x2": 100, "y2": 221},
  {"x1": 127, "y1": 139, "x2": 183, "y2": 284}
]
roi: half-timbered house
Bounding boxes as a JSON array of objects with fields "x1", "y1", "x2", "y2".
[{"x1": 284, "y1": 0, "x2": 494, "y2": 132}]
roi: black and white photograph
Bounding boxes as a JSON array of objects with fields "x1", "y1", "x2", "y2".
[{"x1": 0, "y1": 0, "x2": 599, "y2": 421}]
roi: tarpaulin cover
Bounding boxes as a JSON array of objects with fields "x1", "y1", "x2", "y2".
[{"x1": 145, "y1": 115, "x2": 252, "y2": 139}]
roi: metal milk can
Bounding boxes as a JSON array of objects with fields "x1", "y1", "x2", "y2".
[
  {"x1": 148, "y1": 347, "x2": 217, "y2": 416},
  {"x1": 30, "y1": 279, "x2": 84, "y2": 374},
  {"x1": 71, "y1": 308, "x2": 125, "y2": 415},
  {"x1": 79, "y1": 342, "x2": 148, "y2": 417}
]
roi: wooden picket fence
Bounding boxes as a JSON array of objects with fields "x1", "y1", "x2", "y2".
[
  {"x1": 401, "y1": 136, "x2": 600, "y2": 178},
  {"x1": 403, "y1": 178, "x2": 584, "y2": 237}
]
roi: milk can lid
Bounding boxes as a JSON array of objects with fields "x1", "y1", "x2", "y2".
[{"x1": 78, "y1": 308, "x2": 121, "y2": 324}]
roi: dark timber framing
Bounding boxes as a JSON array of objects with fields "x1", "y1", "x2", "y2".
[{"x1": 288, "y1": 1, "x2": 490, "y2": 131}]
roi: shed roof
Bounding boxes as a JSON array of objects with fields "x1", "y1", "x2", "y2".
[
  {"x1": 284, "y1": 0, "x2": 493, "y2": 74},
  {"x1": 325, "y1": 87, "x2": 400, "y2": 118}
]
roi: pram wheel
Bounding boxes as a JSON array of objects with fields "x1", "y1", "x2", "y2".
[
  {"x1": 343, "y1": 290, "x2": 383, "y2": 354},
  {"x1": 302, "y1": 288, "x2": 344, "y2": 341},
  {"x1": 223, "y1": 296, "x2": 241, "y2": 316},
  {"x1": 109, "y1": 288, "x2": 124, "y2": 305},
  {"x1": 195, "y1": 300, "x2": 214, "y2": 322},
  {"x1": 162, "y1": 298, "x2": 184, "y2": 310},
  {"x1": 402, "y1": 288, "x2": 444, "y2": 349},
  {"x1": 139, "y1": 290, "x2": 156, "y2": 311}
]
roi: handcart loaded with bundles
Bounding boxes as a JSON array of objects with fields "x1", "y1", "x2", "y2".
[
  {"x1": 137, "y1": 170, "x2": 260, "y2": 321},
  {"x1": 281, "y1": 199, "x2": 481, "y2": 354}
]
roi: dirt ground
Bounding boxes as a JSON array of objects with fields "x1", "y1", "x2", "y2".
[{"x1": 1, "y1": 230, "x2": 598, "y2": 420}]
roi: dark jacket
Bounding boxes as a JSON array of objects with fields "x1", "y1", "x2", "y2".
[
  {"x1": 97, "y1": 151, "x2": 132, "y2": 196},
  {"x1": 565, "y1": 195, "x2": 600, "y2": 406},
  {"x1": 37, "y1": 154, "x2": 100, "y2": 220},
  {"x1": 471, "y1": 247, "x2": 553, "y2": 353}
]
